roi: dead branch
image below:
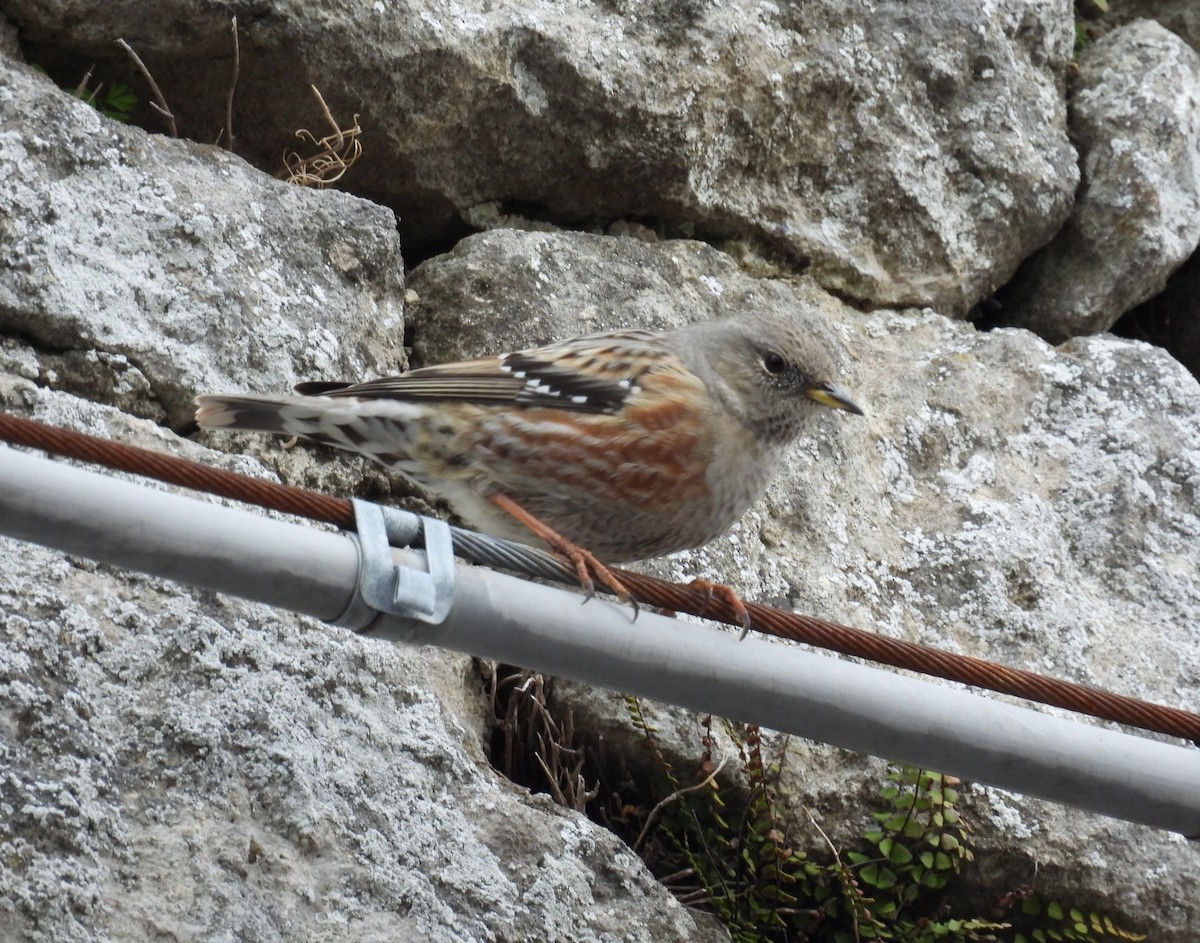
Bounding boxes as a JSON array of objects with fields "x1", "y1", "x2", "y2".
[{"x1": 116, "y1": 38, "x2": 177, "y2": 137}]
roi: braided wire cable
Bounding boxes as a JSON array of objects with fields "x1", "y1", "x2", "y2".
[
  {"x1": 2, "y1": 409, "x2": 1198, "y2": 742},
  {"x1": 444, "y1": 525, "x2": 576, "y2": 582}
]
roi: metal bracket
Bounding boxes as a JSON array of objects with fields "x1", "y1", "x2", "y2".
[{"x1": 333, "y1": 499, "x2": 457, "y2": 632}]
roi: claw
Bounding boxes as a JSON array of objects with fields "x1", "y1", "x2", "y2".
[
  {"x1": 688, "y1": 578, "x2": 753, "y2": 638},
  {"x1": 489, "y1": 492, "x2": 639, "y2": 621}
]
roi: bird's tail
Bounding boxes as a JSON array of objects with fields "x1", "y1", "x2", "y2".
[
  {"x1": 194, "y1": 394, "x2": 315, "y2": 436},
  {"x1": 194, "y1": 393, "x2": 424, "y2": 472}
]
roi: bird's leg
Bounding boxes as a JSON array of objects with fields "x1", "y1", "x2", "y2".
[
  {"x1": 687, "y1": 578, "x2": 753, "y2": 639},
  {"x1": 488, "y1": 492, "x2": 638, "y2": 616}
]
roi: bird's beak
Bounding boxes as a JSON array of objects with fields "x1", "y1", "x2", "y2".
[{"x1": 806, "y1": 382, "x2": 864, "y2": 416}]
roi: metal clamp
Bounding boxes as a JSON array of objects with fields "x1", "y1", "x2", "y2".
[{"x1": 333, "y1": 499, "x2": 457, "y2": 632}]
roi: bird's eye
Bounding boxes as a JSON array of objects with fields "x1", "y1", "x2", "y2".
[{"x1": 762, "y1": 350, "x2": 788, "y2": 375}]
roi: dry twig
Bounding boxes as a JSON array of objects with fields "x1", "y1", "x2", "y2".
[
  {"x1": 280, "y1": 84, "x2": 362, "y2": 187},
  {"x1": 633, "y1": 752, "x2": 730, "y2": 853},
  {"x1": 72, "y1": 65, "x2": 96, "y2": 99},
  {"x1": 220, "y1": 16, "x2": 240, "y2": 149},
  {"x1": 116, "y1": 38, "x2": 177, "y2": 136},
  {"x1": 490, "y1": 668, "x2": 597, "y2": 812}
]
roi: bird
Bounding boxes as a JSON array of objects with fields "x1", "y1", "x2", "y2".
[{"x1": 195, "y1": 310, "x2": 863, "y2": 625}]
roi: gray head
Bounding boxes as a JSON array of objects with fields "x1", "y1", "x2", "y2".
[{"x1": 673, "y1": 310, "x2": 863, "y2": 444}]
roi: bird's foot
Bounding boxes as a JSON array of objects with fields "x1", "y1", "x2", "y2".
[
  {"x1": 688, "y1": 578, "x2": 753, "y2": 638},
  {"x1": 489, "y1": 492, "x2": 639, "y2": 619}
]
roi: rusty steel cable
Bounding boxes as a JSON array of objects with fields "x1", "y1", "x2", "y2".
[{"x1": 2, "y1": 409, "x2": 1199, "y2": 743}]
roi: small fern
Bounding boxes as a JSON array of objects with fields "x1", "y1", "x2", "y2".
[
  {"x1": 32, "y1": 66, "x2": 138, "y2": 123},
  {"x1": 77, "y1": 81, "x2": 137, "y2": 122},
  {"x1": 1010, "y1": 894, "x2": 1146, "y2": 943},
  {"x1": 486, "y1": 678, "x2": 1144, "y2": 943},
  {"x1": 621, "y1": 702, "x2": 1140, "y2": 943}
]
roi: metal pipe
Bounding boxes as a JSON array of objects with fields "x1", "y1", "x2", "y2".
[
  {"x1": 0, "y1": 444, "x2": 359, "y2": 622},
  {"x1": 1, "y1": 444, "x2": 1198, "y2": 835}
]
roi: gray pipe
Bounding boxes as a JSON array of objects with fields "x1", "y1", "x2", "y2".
[{"x1": 1, "y1": 444, "x2": 1197, "y2": 835}]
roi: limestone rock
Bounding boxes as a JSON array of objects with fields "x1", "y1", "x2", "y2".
[
  {"x1": 1, "y1": 6, "x2": 1198, "y2": 937},
  {"x1": 0, "y1": 55, "x2": 406, "y2": 427},
  {"x1": 408, "y1": 228, "x2": 1200, "y2": 940},
  {"x1": 1108, "y1": 0, "x2": 1200, "y2": 53},
  {"x1": 407, "y1": 229, "x2": 814, "y2": 363},
  {"x1": 1000, "y1": 20, "x2": 1200, "y2": 341},
  {"x1": 4, "y1": 0, "x2": 1077, "y2": 313},
  {"x1": 0, "y1": 382, "x2": 729, "y2": 943}
]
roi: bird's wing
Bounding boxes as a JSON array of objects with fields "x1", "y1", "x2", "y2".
[{"x1": 295, "y1": 329, "x2": 676, "y2": 415}]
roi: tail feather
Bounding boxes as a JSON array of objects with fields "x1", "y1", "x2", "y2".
[
  {"x1": 194, "y1": 393, "x2": 427, "y2": 472},
  {"x1": 194, "y1": 394, "x2": 301, "y2": 435}
]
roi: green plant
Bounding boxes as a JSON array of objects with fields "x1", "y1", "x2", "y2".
[
  {"x1": 622, "y1": 703, "x2": 1141, "y2": 943},
  {"x1": 841, "y1": 766, "x2": 1003, "y2": 941},
  {"x1": 485, "y1": 677, "x2": 1144, "y2": 943},
  {"x1": 849, "y1": 767, "x2": 971, "y2": 902},
  {"x1": 63, "y1": 66, "x2": 137, "y2": 122},
  {"x1": 31, "y1": 66, "x2": 138, "y2": 123},
  {"x1": 75, "y1": 80, "x2": 137, "y2": 122},
  {"x1": 633, "y1": 713, "x2": 833, "y2": 940},
  {"x1": 1009, "y1": 895, "x2": 1145, "y2": 943}
]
